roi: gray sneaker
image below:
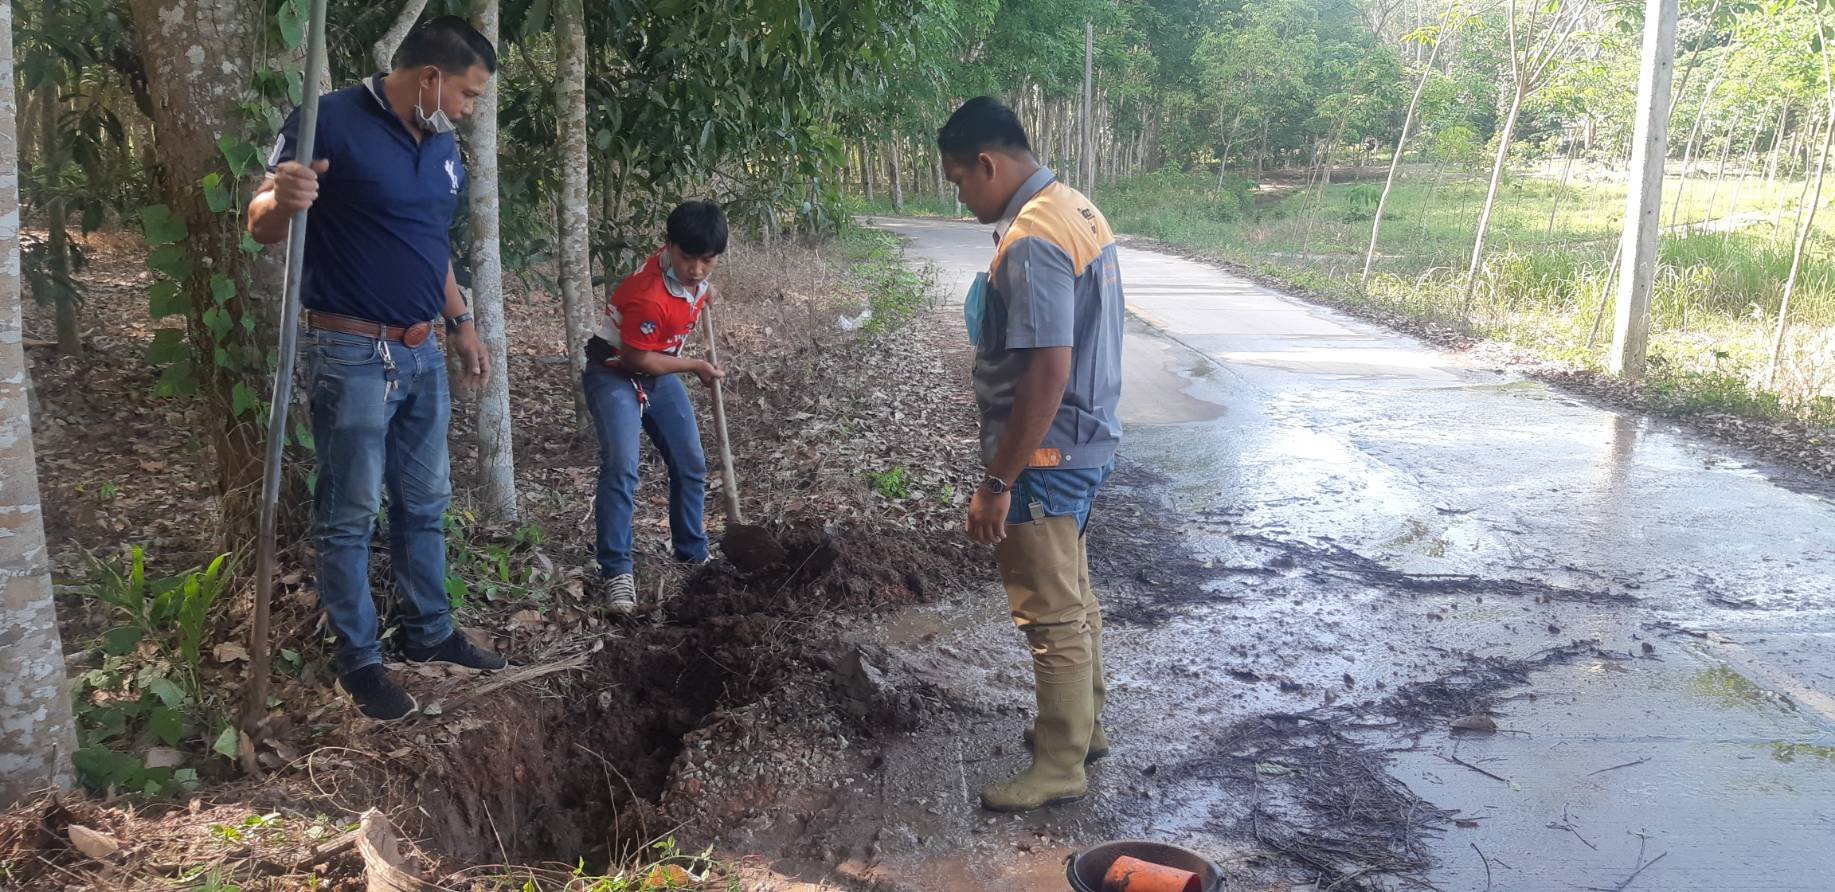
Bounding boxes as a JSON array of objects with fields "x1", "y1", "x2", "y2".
[{"x1": 599, "y1": 573, "x2": 638, "y2": 615}]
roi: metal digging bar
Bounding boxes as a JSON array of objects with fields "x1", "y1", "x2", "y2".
[{"x1": 241, "y1": 0, "x2": 331, "y2": 774}]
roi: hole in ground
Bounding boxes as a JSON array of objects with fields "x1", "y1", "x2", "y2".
[{"x1": 391, "y1": 521, "x2": 967, "y2": 870}]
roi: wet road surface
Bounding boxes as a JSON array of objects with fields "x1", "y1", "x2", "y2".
[{"x1": 839, "y1": 217, "x2": 1835, "y2": 891}]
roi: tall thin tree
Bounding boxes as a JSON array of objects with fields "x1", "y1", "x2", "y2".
[
  {"x1": 469, "y1": 0, "x2": 518, "y2": 521},
  {"x1": 557, "y1": 0, "x2": 592, "y2": 431},
  {"x1": 0, "y1": 0, "x2": 78, "y2": 806},
  {"x1": 1463, "y1": 0, "x2": 1592, "y2": 307}
]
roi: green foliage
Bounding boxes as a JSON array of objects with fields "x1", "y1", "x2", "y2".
[
  {"x1": 868, "y1": 466, "x2": 910, "y2": 500},
  {"x1": 81, "y1": 548, "x2": 234, "y2": 680},
  {"x1": 71, "y1": 549, "x2": 238, "y2": 796},
  {"x1": 441, "y1": 513, "x2": 555, "y2": 609}
]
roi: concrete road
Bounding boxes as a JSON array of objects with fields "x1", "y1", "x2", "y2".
[{"x1": 853, "y1": 216, "x2": 1835, "y2": 890}]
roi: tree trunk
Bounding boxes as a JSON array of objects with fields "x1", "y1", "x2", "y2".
[
  {"x1": 1721, "y1": 114, "x2": 1764, "y2": 240},
  {"x1": 1545, "y1": 131, "x2": 1577, "y2": 239},
  {"x1": 1785, "y1": 114, "x2": 1823, "y2": 249},
  {"x1": 468, "y1": 0, "x2": 517, "y2": 521},
  {"x1": 1702, "y1": 121, "x2": 1738, "y2": 227},
  {"x1": 1670, "y1": 50, "x2": 1732, "y2": 226},
  {"x1": 127, "y1": 0, "x2": 272, "y2": 552},
  {"x1": 1763, "y1": 101, "x2": 1788, "y2": 197},
  {"x1": 1771, "y1": 7, "x2": 1835, "y2": 389},
  {"x1": 887, "y1": 143, "x2": 903, "y2": 213},
  {"x1": 373, "y1": 0, "x2": 432, "y2": 71},
  {"x1": 39, "y1": 83, "x2": 78, "y2": 356},
  {"x1": 1464, "y1": 85, "x2": 1527, "y2": 307},
  {"x1": 0, "y1": 0, "x2": 78, "y2": 806},
  {"x1": 861, "y1": 142, "x2": 875, "y2": 203},
  {"x1": 557, "y1": 0, "x2": 591, "y2": 433},
  {"x1": 1611, "y1": 0, "x2": 1679, "y2": 380},
  {"x1": 1364, "y1": 34, "x2": 1444, "y2": 286}
]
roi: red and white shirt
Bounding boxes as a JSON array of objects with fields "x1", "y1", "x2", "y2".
[{"x1": 592, "y1": 250, "x2": 709, "y2": 367}]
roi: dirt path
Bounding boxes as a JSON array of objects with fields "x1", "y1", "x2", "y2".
[{"x1": 820, "y1": 218, "x2": 1835, "y2": 890}]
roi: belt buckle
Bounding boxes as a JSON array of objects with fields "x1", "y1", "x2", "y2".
[{"x1": 401, "y1": 322, "x2": 431, "y2": 348}]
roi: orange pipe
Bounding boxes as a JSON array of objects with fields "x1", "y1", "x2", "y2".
[{"x1": 1102, "y1": 854, "x2": 1202, "y2": 892}]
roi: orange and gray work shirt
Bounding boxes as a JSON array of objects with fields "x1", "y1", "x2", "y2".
[{"x1": 974, "y1": 167, "x2": 1125, "y2": 471}]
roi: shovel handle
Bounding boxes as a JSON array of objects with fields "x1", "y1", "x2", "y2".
[{"x1": 701, "y1": 303, "x2": 744, "y2": 524}]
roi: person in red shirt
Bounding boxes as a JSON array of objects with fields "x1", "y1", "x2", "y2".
[{"x1": 581, "y1": 201, "x2": 726, "y2": 613}]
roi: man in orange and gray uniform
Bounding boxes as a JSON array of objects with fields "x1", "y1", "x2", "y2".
[{"x1": 938, "y1": 97, "x2": 1125, "y2": 812}]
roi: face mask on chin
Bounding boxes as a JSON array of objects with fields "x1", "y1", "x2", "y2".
[{"x1": 415, "y1": 71, "x2": 455, "y2": 135}]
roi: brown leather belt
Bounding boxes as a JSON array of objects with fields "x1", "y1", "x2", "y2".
[{"x1": 305, "y1": 311, "x2": 436, "y2": 348}]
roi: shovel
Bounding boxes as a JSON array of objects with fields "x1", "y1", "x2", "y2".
[{"x1": 701, "y1": 302, "x2": 787, "y2": 573}]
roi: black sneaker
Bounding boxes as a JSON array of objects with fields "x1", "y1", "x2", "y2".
[
  {"x1": 404, "y1": 633, "x2": 508, "y2": 671},
  {"x1": 337, "y1": 665, "x2": 418, "y2": 722}
]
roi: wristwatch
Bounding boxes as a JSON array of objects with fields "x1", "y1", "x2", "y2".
[
  {"x1": 981, "y1": 474, "x2": 1011, "y2": 495},
  {"x1": 444, "y1": 312, "x2": 474, "y2": 332}
]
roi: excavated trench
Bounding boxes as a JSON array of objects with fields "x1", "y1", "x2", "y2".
[{"x1": 380, "y1": 522, "x2": 960, "y2": 870}]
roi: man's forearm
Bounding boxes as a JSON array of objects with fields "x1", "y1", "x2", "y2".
[
  {"x1": 617, "y1": 346, "x2": 704, "y2": 377},
  {"x1": 986, "y1": 347, "x2": 1072, "y2": 484},
  {"x1": 443, "y1": 264, "x2": 469, "y2": 320}
]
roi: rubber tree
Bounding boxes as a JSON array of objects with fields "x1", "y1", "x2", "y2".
[
  {"x1": 1463, "y1": 0, "x2": 1593, "y2": 308},
  {"x1": 125, "y1": 0, "x2": 280, "y2": 552},
  {"x1": 1363, "y1": 21, "x2": 1449, "y2": 287},
  {"x1": 0, "y1": 0, "x2": 78, "y2": 806},
  {"x1": 1769, "y1": 3, "x2": 1835, "y2": 389},
  {"x1": 469, "y1": 0, "x2": 517, "y2": 522},
  {"x1": 556, "y1": 0, "x2": 591, "y2": 432}
]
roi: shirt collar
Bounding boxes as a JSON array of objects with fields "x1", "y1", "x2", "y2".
[
  {"x1": 365, "y1": 74, "x2": 391, "y2": 112},
  {"x1": 995, "y1": 166, "x2": 1057, "y2": 241},
  {"x1": 657, "y1": 252, "x2": 707, "y2": 302}
]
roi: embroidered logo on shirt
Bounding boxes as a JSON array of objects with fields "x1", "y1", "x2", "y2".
[
  {"x1": 444, "y1": 159, "x2": 460, "y2": 194},
  {"x1": 640, "y1": 321, "x2": 657, "y2": 335}
]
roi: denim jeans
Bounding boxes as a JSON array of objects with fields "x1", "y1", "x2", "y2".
[
  {"x1": 306, "y1": 328, "x2": 454, "y2": 675},
  {"x1": 582, "y1": 366, "x2": 709, "y2": 577},
  {"x1": 1006, "y1": 462, "x2": 1116, "y2": 532}
]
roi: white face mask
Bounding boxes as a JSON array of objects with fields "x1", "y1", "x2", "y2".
[{"x1": 414, "y1": 71, "x2": 455, "y2": 135}]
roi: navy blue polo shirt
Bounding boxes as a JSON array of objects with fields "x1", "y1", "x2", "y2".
[{"x1": 268, "y1": 75, "x2": 465, "y2": 327}]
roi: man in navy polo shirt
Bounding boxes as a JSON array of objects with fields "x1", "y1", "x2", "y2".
[{"x1": 247, "y1": 16, "x2": 507, "y2": 721}]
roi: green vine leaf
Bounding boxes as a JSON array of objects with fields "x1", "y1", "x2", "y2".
[
  {"x1": 141, "y1": 205, "x2": 187, "y2": 246},
  {"x1": 202, "y1": 172, "x2": 231, "y2": 214},
  {"x1": 209, "y1": 274, "x2": 236, "y2": 305},
  {"x1": 202, "y1": 306, "x2": 233, "y2": 340},
  {"x1": 232, "y1": 383, "x2": 260, "y2": 417},
  {"x1": 148, "y1": 281, "x2": 187, "y2": 319},
  {"x1": 148, "y1": 329, "x2": 189, "y2": 365},
  {"x1": 156, "y1": 359, "x2": 198, "y2": 397},
  {"x1": 277, "y1": 0, "x2": 307, "y2": 52},
  {"x1": 216, "y1": 136, "x2": 262, "y2": 177},
  {"x1": 148, "y1": 245, "x2": 191, "y2": 280}
]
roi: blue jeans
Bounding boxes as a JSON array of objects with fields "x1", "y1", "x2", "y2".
[
  {"x1": 306, "y1": 328, "x2": 454, "y2": 675},
  {"x1": 1006, "y1": 462, "x2": 1115, "y2": 532},
  {"x1": 582, "y1": 366, "x2": 709, "y2": 576}
]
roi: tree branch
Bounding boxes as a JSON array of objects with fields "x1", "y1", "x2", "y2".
[{"x1": 372, "y1": 0, "x2": 431, "y2": 72}]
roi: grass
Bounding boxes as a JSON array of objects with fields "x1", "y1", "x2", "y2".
[
  {"x1": 831, "y1": 224, "x2": 939, "y2": 334},
  {"x1": 1085, "y1": 162, "x2": 1835, "y2": 427}
]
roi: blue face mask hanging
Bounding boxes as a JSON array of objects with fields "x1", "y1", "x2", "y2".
[{"x1": 964, "y1": 271, "x2": 989, "y2": 346}]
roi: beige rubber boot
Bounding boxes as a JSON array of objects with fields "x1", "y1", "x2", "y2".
[
  {"x1": 1025, "y1": 535, "x2": 1109, "y2": 759},
  {"x1": 982, "y1": 667, "x2": 1095, "y2": 812},
  {"x1": 1081, "y1": 532, "x2": 1110, "y2": 759}
]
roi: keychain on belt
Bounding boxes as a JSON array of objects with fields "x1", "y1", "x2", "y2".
[{"x1": 380, "y1": 339, "x2": 399, "y2": 394}]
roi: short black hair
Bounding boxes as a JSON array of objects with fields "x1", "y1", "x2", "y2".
[
  {"x1": 937, "y1": 97, "x2": 1032, "y2": 165},
  {"x1": 665, "y1": 201, "x2": 728, "y2": 256},
  {"x1": 396, "y1": 16, "x2": 498, "y2": 74}
]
